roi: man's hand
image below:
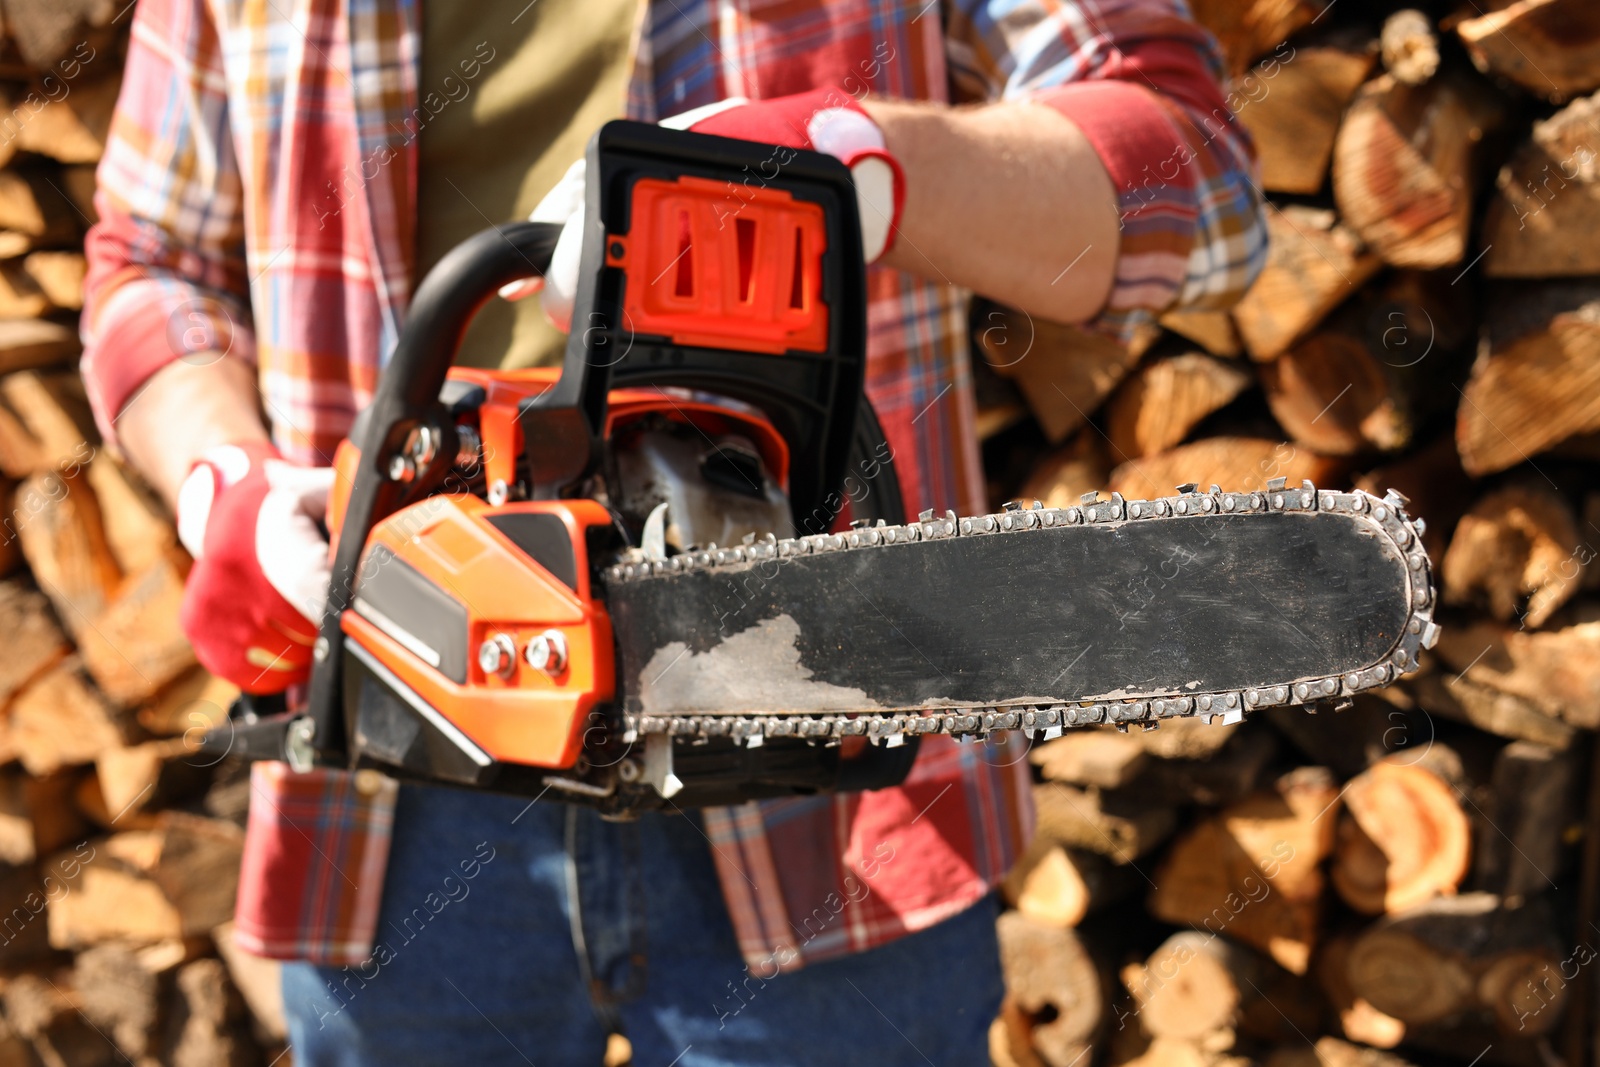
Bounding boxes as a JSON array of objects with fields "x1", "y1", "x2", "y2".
[
  {"x1": 503, "y1": 89, "x2": 905, "y2": 330},
  {"x1": 176, "y1": 441, "x2": 334, "y2": 693}
]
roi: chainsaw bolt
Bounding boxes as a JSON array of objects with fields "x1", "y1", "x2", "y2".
[
  {"x1": 525, "y1": 630, "x2": 569, "y2": 676},
  {"x1": 388, "y1": 454, "x2": 415, "y2": 482},
  {"x1": 478, "y1": 633, "x2": 516, "y2": 679}
]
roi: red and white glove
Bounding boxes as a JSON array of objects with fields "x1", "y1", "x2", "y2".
[
  {"x1": 507, "y1": 89, "x2": 905, "y2": 330},
  {"x1": 176, "y1": 442, "x2": 335, "y2": 694}
]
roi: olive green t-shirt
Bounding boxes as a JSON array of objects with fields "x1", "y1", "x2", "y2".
[{"x1": 415, "y1": 0, "x2": 638, "y2": 369}]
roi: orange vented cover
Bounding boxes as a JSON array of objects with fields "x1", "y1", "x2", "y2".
[{"x1": 610, "y1": 175, "x2": 829, "y2": 354}]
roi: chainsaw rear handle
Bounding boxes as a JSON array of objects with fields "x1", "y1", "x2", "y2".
[{"x1": 302, "y1": 221, "x2": 563, "y2": 765}]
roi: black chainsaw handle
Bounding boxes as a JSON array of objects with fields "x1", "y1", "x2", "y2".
[{"x1": 302, "y1": 221, "x2": 563, "y2": 765}]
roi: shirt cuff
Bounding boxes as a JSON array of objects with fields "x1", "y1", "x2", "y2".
[
  {"x1": 80, "y1": 275, "x2": 257, "y2": 445},
  {"x1": 1034, "y1": 79, "x2": 1201, "y2": 342}
]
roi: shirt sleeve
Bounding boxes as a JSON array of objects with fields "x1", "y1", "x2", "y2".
[
  {"x1": 944, "y1": 0, "x2": 1269, "y2": 342},
  {"x1": 79, "y1": 0, "x2": 256, "y2": 445}
]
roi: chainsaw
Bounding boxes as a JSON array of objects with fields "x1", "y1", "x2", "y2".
[{"x1": 209, "y1": 120, "x2": 1440, "y2": 815}]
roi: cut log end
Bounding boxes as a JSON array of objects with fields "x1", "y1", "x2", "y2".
[{"x1": 1331, "y1": 759, "x2": 1472, "y2": 915}]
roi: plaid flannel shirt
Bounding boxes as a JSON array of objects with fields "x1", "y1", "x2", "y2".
[{"x1": 82, "y1": 0, "x2": 1265, "y2": 969}]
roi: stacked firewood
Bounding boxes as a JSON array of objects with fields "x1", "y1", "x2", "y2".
[
  {"x1": 984, "y1": 2, "x2": 1600, "y2": 1067},
  {"x1": 0, "y1": 2, "x2": 286, "y2": 1064},
  {"x1": 2, "y1": 0, "x2": 1599, "y2": 1064}
]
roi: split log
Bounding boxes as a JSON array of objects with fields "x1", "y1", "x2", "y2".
[
  {"x1": 22, "y1": 250, "x2": 86, "y2": 310},
  {"x1": 1149, "y1": 767, "x2": 1340, "y2": 975},
  {"x1": 1003, "y1": 841, "x2": 1143, "y2": 928},
  {"x1": 1435, "y1": 616, "x2": 1600, "y2": 729},
  {"x1": 0, "y1": 579, "x2": 69, "y2": 709},
  {"x1": 1105, "y1": 354, "x2": 1251, "y2": 460},
  {"x1": 1132, "y1": 725, "x2": 1279, "y2": 808},
  {"x1": 96, "y1": 738, "x2": 211, "y2": 822},
  {"x1": 0, "y1": 863, "x2": 56, "y2": 967},
  {"x1": 1267, "y1": 1037, "x2": 1416, "y2": 1067},
  {"x1": 0, "y1": 318, "x2": 78, "y2": 374},
  {"x1": 47, "y1": 815, "x2": 244, "y2": 950},
  {"x1": 1404, "y1": 662, "x2": 1577, "y2": 750},
  {"x1": 1355, "y1": 434, "x2": 1473, "y2": 563},
  {"x1": 1123, "y1": 931, "x2": 1323, "y2": 1045},
  {"x1": 1442, "y1": 482, "x2": 1583, "y2": 628},
  {"x1": 2, "y1": 970, "x2": 122, "y2": 1067},
  {"x1": 996, "y1": 911, "x2": 1104, "y2": 1067},
  {"x1": 1232, "y1": 205, "x2": 1381, "y2": 361},
  {"x1": 213, "y1": 922, "x2": 287, "y2": 1042},
  {"x1": 1472, "y1": 741, "x2": 1580, "y2": 901},
  {"x1": 1458, "y1": 0, "x2": 1600, "y2": 104},
  {"x1": 1032, "y1": 720, "x2": 1270, "y2": 805},
  {"x1": 148, "y1": 813, "x2": 246, "y2": 938},
  {"x1": 1236, "y1": 40, "x2": 1376, "y2": 195},
  {"x1": 0, "y1": 168, "x2": 81, "y2": 243},
  {"x1": 1379, "y1": 11, "x2": 1439, "y2": 86},
  {"x1": 165, "y1": 958, "x2": 259, "y2": 1067},
  {"x1": 0, "y1": 262, "x2": 50, "y2": 318},
  {"x1": 136, "y1": 667, "x2": 236, "y2": 738},
  {"x1": 1019, "y1": 431, "x2": 1110, "y2": 510},
  {"x1": 1332, "y1": 71, "x2": 1508, "y2": 268},
  {"x1": 15, "y1": 464, "x2": 121, "y2": 638},
  {"x1": 1186, "y1": 0, "x2": 1320, "y2": 77},
  {"x1": 1031, "y1": 729, "x2": 1150, "y2": 789},
  {"x1": 1457, "y1": 280, "x2": 1600, "y2": 475},
  {"x1": 60, "y1": 165, "x2": 100, "y2": 227},
  {"x1": 0, "y1": 1019, "x2": 35, "y2": 1067},
  {"x1": 1133, "y1": 717, "x2": 1242, "y2": 762},
  {"x1": 0, "y1": 369, "x2": 97, "y2": 477},
  {"x1": 74, "y1": 773, "x2": 163, "y2": 833},
  {"x1": 1159, "y1": 308, "x2": 1242, "y2": 358},
  {"x1": 0, "y1": 231, "x2": 31, "y2": 257},
  {"x1": 9, "y1": 658, "x2": 136, "y2": 776},
  {"x1": 14, "y1": 72, "x2": 119, "y2": 164},
  {"x1": 1033, "y1": 782, "x2": 1176, "y2": 864},
  {"x1": 85, "y1": 453, "x2": 172, "y2": 575},
  {"x1": 0, "y1": 770, "x2": 87, "y2": 867},
  {"x1": 1116, "y1": 1035, "x2": 1248, "y2": 1067},
  {"x1": 1345, "y1": 893, "x2": 1566, "y2": 1036},
  {"x1": 1266, "y1": 696, "x2": 1436, "y2": 779},
  {"x1": 1109, "y1": 437, "x2": 1344, "y2": 500},
  {"x1": 1330, "y1": 755, "x2": 1472, "y2": 915},
  {"x1": 990, "y1": 1010, "x2": 1047, "y2": 1067},
  {"x1": 74, "y1": 942, "x2": 169, "y2": 1061},
  {"x1": 1484, "y1": 92, "x2": 1600, "y2": 279},
  {"x1": 1314, "y1": 936, "x2": 1407, "y2": 1049},
  {"x1": 1260, "y1": 331, "x2": 1408, "y2": 455},
  {"x1": 0, "y1": 481, "x2": 14, "y2": 579},
  {"x1": 975, "y1": 299, "x2": 1157, "y2": 443},
  {"x1": 77, "y1": 551, "x2": 196, "y2": 708},
  {"x1": 1, "y1": 0, "x2": 122, "y2": 69}
]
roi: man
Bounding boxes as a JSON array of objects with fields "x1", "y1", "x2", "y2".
[{"x1": 82, "y1": 1, "x2": 1265, "y2": 1063}]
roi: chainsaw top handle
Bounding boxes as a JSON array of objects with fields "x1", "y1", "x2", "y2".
[{"x1": 299, "y1": 121, "x2": 877, "y2": 766}]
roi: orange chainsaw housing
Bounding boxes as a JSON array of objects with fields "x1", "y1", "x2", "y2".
[
  {"x1": 325, "y1": 368, "x2": 790, "y2": 773},
  {"x1": 254, "y1": 120, "x2": 890, "y2": 807}
]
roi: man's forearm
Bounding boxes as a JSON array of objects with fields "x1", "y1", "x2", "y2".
[
  {"x1": 863, "y1": 99, "x2": 1122, "y2": 325},
  {"x1": 117, "y1": 355, "x2": 271, "y2": 508}
]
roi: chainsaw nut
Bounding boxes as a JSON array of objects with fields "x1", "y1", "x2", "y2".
[
  {"x1": 478, "y1": 633, "x2": 517, "y2": 679},
  {"x1": 525, "y1": 630, "x2": 569, "y2": 676}
]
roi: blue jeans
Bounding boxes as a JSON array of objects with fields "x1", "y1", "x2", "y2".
[{"x1": 282, "y1": 782, "x2": 1003, "y2": 1066}]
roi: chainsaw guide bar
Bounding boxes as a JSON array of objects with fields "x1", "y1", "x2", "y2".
[{"x1": 603, "y1": 479, "x2": 1439, "y2": 748}]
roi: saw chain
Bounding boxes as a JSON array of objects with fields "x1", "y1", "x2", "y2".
[{"x1": 602, "y1": 478, "x2": 1440, "y2": 748}]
